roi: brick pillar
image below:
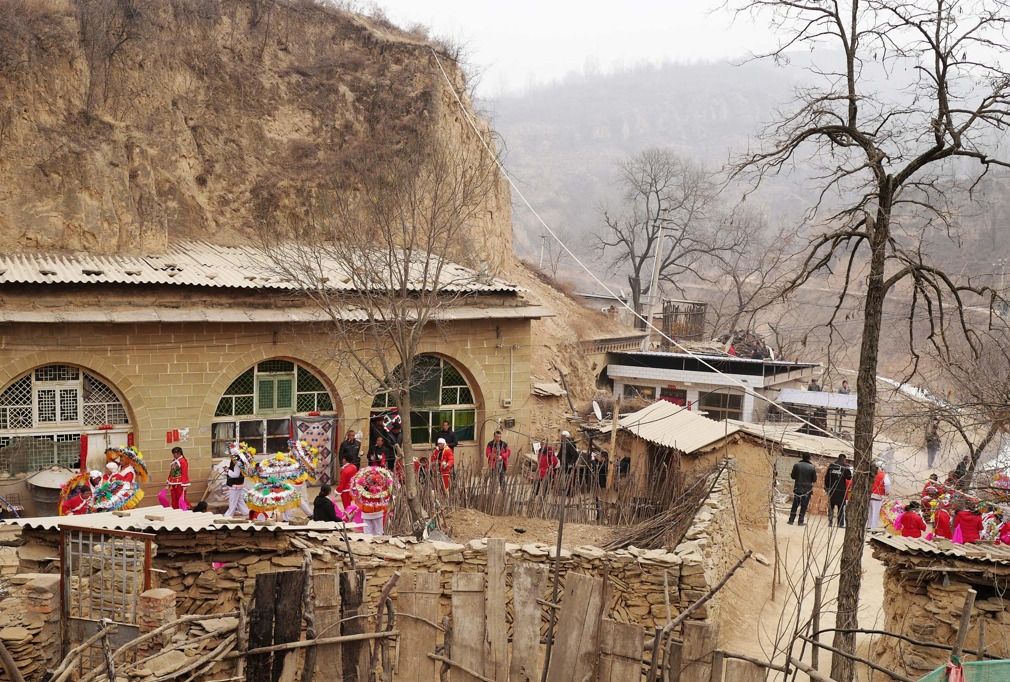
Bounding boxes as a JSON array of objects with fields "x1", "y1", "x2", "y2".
[
  {"x1": 137, "y1": 588, "x2": 177, "y2": 660},
  {"x1": 26, "y1": 575, "x2": 61, "y2": 674}
]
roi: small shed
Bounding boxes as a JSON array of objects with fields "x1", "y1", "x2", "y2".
[
  {"x1": 600, "y1": 401, "x2": 773, "y2": 528},
  {"x1": 870, "y1": 534, "x2": 1010, "y2": 679}
]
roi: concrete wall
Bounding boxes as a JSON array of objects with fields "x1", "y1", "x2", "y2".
[{"x1": 0, "y1": 316, "x2": 533, "y2": 504}]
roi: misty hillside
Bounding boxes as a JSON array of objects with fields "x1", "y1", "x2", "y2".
[{"x1": 486, "y1": 59, "x2": 812, "y2": 259}]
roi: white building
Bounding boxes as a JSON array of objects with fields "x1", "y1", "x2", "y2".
[{"x1": 604, "y1": 349, "x2": 820, "y2": 423}]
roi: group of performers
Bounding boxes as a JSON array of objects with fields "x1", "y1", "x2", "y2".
[
  {"x1": 880, "y1": 472, "x2": 1010, "y2": 544},
  {"x1": 59, "y1": 446, "x2": 149, "y2": 515}
]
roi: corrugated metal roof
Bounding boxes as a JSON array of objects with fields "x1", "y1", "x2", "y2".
[
  {"x1": 726, "y1": 420, "x2": 852, "y2": 458},
  {"x1": 778, "y1": 388, "x2": 858, "y2": 410},
  {"x1": 4, "y1": 506, "x2": 356, "y2": 534},
  {"x1": 0, "y1": 304, "x2": 552, "y2": 324},
  {"x1": 598, "y1": 400, "x2": 739, "y2": 454},
  {"x1": 870, "y1": 532, "x2": 1010, "y2": 565},
  {"x1": 613, "y1": 349, "x2": 820, "y2": 368},
  {"x1": 0, "y1": 241, "x2": 520, "y2": 294}
]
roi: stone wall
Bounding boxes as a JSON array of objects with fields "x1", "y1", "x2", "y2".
[
  {"x1": 874, "y1": 566, "x2": 1010, "y2": 679},
  {"x1": 0, "y1": 574, "x2": 60, "y2": 681}
]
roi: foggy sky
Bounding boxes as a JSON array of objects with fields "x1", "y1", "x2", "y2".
[{"x1": 374, "y1": 1, "x2": 774, "y2": 97}]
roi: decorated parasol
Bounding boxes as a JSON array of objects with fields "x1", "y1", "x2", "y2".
[
  {"x1": 992, "y1": 471, "x2": 1010, "y2": 504},
  {"x1": 89, "y1": 478, "x2": 143, "y2": 512},
  {"x1": 106, "y1": 446, "x2": 150, "y2": 483},
  {"x1": 254, "y1": 452, "x2": 313, "y2": 485},
  {"x1": 59, "y1": 472, "x2": 96, "y2": 516},
  {"x1": 350, "y1": 466, "x2": 395, "y2": 514},
  {"x1": 245, "y1": 479, "x2": 302, "y2": 513},
  {"x1": 881, "y1": 499, "x2": 906, "y2": 535}
]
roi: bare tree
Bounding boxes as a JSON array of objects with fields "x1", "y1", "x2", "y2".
[
  {"x1": 706, "y1": 207, "x2": 794, "y2": 336},
  {"x1": 732, "y1": 1, "x2": 1010, "y2": 678},
  {"x1": 254, "y1": 132, "x2": 499, "y2": 535},
  {"x1": 596, "y1": 149, "x2": 740, "y2": 327}
]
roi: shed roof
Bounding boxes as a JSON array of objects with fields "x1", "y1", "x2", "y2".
[
  {"x1": 726, "y1": 420, "x2": 852, "y2": 458},
  {"x1": 599, "y1": 400, "x2": 739, "y2": 454},
  {"x1": 0, "y1": 241, "x2": 520, "y2": 294},
  {"x1": 5, "y1": 507, "x2": 357, "y2": 534},
  {"x1": 778, "y1": 388, "x2": 858, "y2": 410},
  {"x1": 870, "y1": 533, "x2": 1010, "y2": 566}
]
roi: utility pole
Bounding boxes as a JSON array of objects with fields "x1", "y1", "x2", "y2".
[
  {"x1": 539, "y1": 234, "x2": 547, "y2": 270},
  {"x1": 640, "y1": 221, "x2": 667, "y2": 351}
]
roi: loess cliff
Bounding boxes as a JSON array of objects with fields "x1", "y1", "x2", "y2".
[{"x1": 0, "y1": 0, "x2": 512, "y2": 271}]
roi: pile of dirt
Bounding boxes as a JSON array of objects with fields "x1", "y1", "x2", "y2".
[{"x1": 443, "y1": 507, "x2": 623, "y2": 549}]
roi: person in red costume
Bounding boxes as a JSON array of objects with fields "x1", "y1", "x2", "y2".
[
  {"x1": 431, "y1": 438, "x2": 454, "y2": 490},
  {"x1": 898, "y1": 501, "x2": 927, "y2": 538},
  {"x1": 954, "y1": 503, "x2": 984, "y2": 543},
  {"x1": 933, "y1": 504, "x2": 953, "y2": 540},
  {"x1": 167, "y1": 446, "x2": 190, "y2": 510},
  {"x1": 537, "y1": 444, "x2": 559, "y2": 492},
  {"x1": 336, "y1": 450, "x2": 358, "y2": 510}
]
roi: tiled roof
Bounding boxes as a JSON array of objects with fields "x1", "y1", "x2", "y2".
[
  {"x1": 870, "y1": 532, "x2": 1010, "y2": 565},
  {"x1": 5, "y1": 506, "x2": 357, "y2": 534},
  {"x1": 0, "y1": 241, "x2": 520, "y2": 294},
  {"x1": 599, "y1": 400, "x2": 739, "y2": 454}
]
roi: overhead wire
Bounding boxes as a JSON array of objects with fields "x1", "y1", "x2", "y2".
[{"x1": 429, "y1": 48, "x2": 866, "y2": 455}]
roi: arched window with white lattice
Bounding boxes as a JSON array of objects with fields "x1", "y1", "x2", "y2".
[{"x1": 0, "y1": 365, "x2": 131, "y2": 474}]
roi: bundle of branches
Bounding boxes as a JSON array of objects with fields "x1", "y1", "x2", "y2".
[
  {"x1": 603, "y1": 462, "x2": 727, "y2": 551},
  {"x1": 716, "y1": 330, "x2": 771, "y2": 360}
]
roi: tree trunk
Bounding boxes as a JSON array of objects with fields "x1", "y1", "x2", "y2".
[
  {"x1": 831, "y1": 214, "x2": 887, "y2": 682},
  {"x1": 395, "y1": 390, "x2": 427, "y2": 538},
  {"x1": 630, "y1": 276, "x2": 644, "y2": 329}
]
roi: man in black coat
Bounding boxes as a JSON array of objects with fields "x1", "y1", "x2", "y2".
[
  {"x1": 823, "y1": 453, "x2": 852, "y2": 528},
  {"x1": 338, "y1": 429, "x2": 361, "y2": 468},
  {"x1": 788, "y1": 453, "x2": 818, "y2": 526},
  {"x1": 433, "y1": 420, "x2": 458, "y2": 450}
]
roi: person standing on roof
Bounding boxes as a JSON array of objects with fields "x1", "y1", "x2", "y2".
[
  {"x1": 787, "y1": 453, "x2": 817, "y2": 526},
  {"x1": 807, "y1": 378, "x2": 822, "y2": 392},
  {"x1": 824, "y1": 453, "x2": 852, "y2": 528}
]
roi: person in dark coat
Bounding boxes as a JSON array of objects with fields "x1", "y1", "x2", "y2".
[
  {"x1": 338, "y1": 429, "x2": 362, "y2": 468},
  {"x1": 788, "y1": 454, "x2": 818, "y2": 525},
  {"x1": 312, "y1": 485, "x2": 339, "y2": 523},
  {"x1": 433, "y1": 421, "x2": 458, "y2": 450},
  {"x1": 823, "y1": 454, "x2": 852, "y2": 528},
  {"x1": 369, "y1": 436, "x2": 395, "y2": 470}
]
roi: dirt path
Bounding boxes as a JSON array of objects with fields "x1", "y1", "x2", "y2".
[{"x1": 720, "y1": 512, "x2": 887, "y2": 680}]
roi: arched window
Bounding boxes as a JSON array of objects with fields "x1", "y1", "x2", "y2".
[
  {"x1": 0, "y1": 365, "x2": 131, "y2": 474},
  {"x1": 211, "y1": 360, "x2": 335, "y2": 457},
  {"x1": 371, "y1": 355, "x2": 477, "y2": 446}
]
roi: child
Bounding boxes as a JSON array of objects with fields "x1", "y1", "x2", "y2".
[{"x1": 898, "y1": 501, "x2": 927, "y2": 538}]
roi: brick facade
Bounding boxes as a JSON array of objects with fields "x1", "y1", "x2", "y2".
[{"x1": 0, "y1": 316, "x2": 534, "y2": 508}]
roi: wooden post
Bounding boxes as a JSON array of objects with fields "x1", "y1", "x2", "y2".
[
  {"x1": 485, "y1": 539, "x2": 508, "y2": 681},
  {"x1": 811, "y1": 577, "x2": 823, "y2": 670},
  {"x1": 451, "y1": 572, "x2": 486, "y2": 682},
  {"x1": 978, "y1": 615, "x2": 986, "y2": 661},
  {"x1": 664, "y1": 639, "x2": 683, "y2": 682},
  {"x1": 599, "y1": 619, "x2": 645, "y2": 682},
  {"x1": 511, "y1": 563, "x2": 547, "y2": 682},
  {"x1": 247, "y1": 573, "x2": 278, "y2": 682},
  {"x1": 724, "y1": 659, "x2": 766, "y2": 681},
  {"x1": 607, "y1": 397, "x2": 621, "y2": 492},
  {"x1": 952, "y1": 588, "x2": 977, "y2": 660},
  {"x1": 545, "y1": 573, "x2": 606, "y2": 682},
  {"x1": 314, "y1": 573, "x2": 342, "y2": 677},
  {"x1": 271, "y1": 570, "x2": 305, "y2": 682},
  {"x1": 708, "y1": 651, "x2": 724, "y2": 682},
  {"x1": 680, "y1": 621, "x2": 719, "y2": 682},
  {"x1": 339, "y1": 570, "x2": 368, "y2": 682},
  {"x1": 398, "y1": 572, "x2": 441, "y2": 682}
]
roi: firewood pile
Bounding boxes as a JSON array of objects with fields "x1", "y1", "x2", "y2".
[{"x1": 716, "y1": 330, "x2": 773, "y2": 359}]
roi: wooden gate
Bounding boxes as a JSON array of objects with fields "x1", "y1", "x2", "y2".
[{"x1": 60, "y1": 526, "x2": 153, "y2": 669}]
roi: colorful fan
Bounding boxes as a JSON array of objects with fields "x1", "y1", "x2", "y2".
[
  {"x1": 255, "y1": 452, "x2": 313, "y2": 485},
  {"x1": 288, "y1": 439, "x2": 320, "y2": 479},
  {"x1": 228, "y1": 441, "x2": 257, "y2": 477},
  {"x1": 106, "y1": 446, "x2": 150, "y2": 483},
  {"x1": 881, "y1": 499, "x2": 907, "y2": 535},
  {"x1": 350, "y1": 466, "x2": 395, "y2": 514},
  {"x1": 245, "y1": 479, "x2": 302, "y2": 513},
  {"x1": 89, "y1": 478, "x2": 144, "y2": 512},
  {"x1": 59, "y1": 473, "x2": 95, "y2": 516}
]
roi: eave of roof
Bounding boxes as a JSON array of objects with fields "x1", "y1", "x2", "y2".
[
  {"x1": 611, "y1": 349, "x2": 820, "y2": 368},
  {"x1": 870, "y1": 532, "x2": 1010, "y2": 567}
]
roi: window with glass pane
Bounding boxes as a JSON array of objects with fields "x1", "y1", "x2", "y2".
[
  {"x1": 698, "y1": 392, "x2": 743, "y2": 421},
  {"x1": 373, "y1": 356, "x2": 478, "y2": 445},
  {"x1": 211, "y1": 422, "x2": 236, "y2": 458}
]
